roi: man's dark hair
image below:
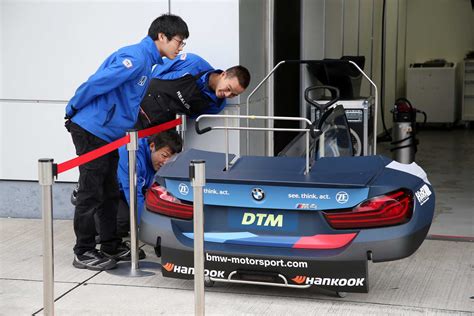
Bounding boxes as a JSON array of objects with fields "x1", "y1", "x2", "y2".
[
  {"x1": 148, "y1": 130, "x2": 183, "y2": 154},
  {"x1": 148, "y1": 14, "x2": 189, "y2": 41},
  {"x1": 225, "y1": 65, "x2": 251, "y2": 89}
]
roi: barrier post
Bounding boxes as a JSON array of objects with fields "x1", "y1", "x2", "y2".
[
  {"x1": 110, "y1": 130, "x2": 155, "y2": 277},
  {"x1": 38, "y1": 158, "x2": 55, "y2": 316},
  {"x1": 176, "y1": 114, "x2": 186, "y2": 149},
  {"x1": 190, "y1": 160, "x2": 206, "y2": 316},
  {"x1": 127, "y1": 130, "x2": 140, "y2": 270}
]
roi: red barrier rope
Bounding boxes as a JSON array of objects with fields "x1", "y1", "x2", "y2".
[
  {"x1": 137, "y1": 117, "x2": 182, "y2": 139},
  {"x1": 56, "y1": 117, "x2": 183, "y2": 175},
  {"x1": 57, "y1": 136, "x2": 130, "y2": 175}
]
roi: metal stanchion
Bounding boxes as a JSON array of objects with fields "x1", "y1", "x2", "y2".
[
  {"x1": 190, "y1": 160, "x2": 206, "y2": 316},
  {"x1": 109, "y1": 130, "x2": 156, "y2": 276},
  {"x1": 176, "y1": 114, "x2": 186, "y2": 149},
  {"x1": 38, "y1": 158, "x2": 55, "y2": 316},
  {"x1": 127, "y1": 130, "x2": 141, "y2": 271}
]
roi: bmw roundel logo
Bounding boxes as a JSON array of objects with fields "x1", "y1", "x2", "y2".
[
  {"x1": 251, "y1": 188, "x2": 265, "y2": 201},
  {"x1": 336, "y1": 191, "x2": 349, "y2": 204},
  {"x1": 178, "y1": 183, "x2": 189, "y2": 195}
]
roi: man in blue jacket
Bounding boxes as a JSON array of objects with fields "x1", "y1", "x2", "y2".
[
  {"x1": 136, "y1": 53, "x2": 251, "y2": 129},
  {"x1": 116, "y1": 131, "x2": 182, "y2": 237},
  {"x1": 65, "y1": 14, "x2": 189, "y2": 271},
  {"x1": 71, "y1": 131, "x2": 182, "y2": 249}
]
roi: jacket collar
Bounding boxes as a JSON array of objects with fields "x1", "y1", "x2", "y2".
[
  {"x1": 202, "y1": 69, "x2": 222, "y2": 90},
  {"x1": 141, "y1": 36, "x2": 163, "y2": 66}
]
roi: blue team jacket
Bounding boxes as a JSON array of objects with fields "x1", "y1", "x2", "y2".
[
  {"x1": 117, "y1": 138, "x2": 155, "y2": 223},
  {"x1": 66, "y1": 36, "x2": 162, "y2": 142},
  {"x1": 152, "y1": 53, "x2": 226, "y2": 114}
]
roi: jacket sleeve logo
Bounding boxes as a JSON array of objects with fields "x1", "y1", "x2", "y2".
[
  {"x1": 138, "y1": 76, "x2": 147, "y2": 86},
  {"x1": 122, "y1": 58, "x2": 133, "y2": 68},
  {"x1": 176, "y1": 91, "x2": 191, "y2": 110}
]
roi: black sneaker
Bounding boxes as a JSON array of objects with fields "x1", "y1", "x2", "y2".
[
  {"x1": 102, "y1": 241, "x2": 146, "y2": 261},
  {"x1": 73, "y1": 249, "x2": 117, "y2": 271}
]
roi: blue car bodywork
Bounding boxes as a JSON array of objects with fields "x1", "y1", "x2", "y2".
[{"x1": 139, "y1": 138, "x2": 435, "y2": 293}]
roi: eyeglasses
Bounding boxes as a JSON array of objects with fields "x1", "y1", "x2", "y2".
[{"x1": 171, "y1": 37, "x2": 186, "y2": 48}]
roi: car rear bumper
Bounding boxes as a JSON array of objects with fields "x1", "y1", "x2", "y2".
[{"x1": 139, "y1": 208, "x2": 430, "y2": 293}]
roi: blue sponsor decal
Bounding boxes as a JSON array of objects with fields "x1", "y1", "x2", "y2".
[{"x1": 165, "y1": 180, "x2": 369, "y2": 210}]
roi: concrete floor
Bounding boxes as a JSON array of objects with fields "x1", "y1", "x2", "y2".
[
  {"x1": 1, "y1": 128, "x2": 473, "y2": 315},
  {"x1": 0, "y1": 218, "x2": 472, "y2": 315}
]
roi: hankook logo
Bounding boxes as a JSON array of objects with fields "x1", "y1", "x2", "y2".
[
  {"x1": 292, "y1": 275, "x2": 365, "y2": 287},
  {"x1": 251, "y1": 188, "x2": 265, "y2": 201}
]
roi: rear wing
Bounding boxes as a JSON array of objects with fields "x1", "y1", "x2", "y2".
[{"x1": 195, "y1": 114, "x2": 320, "y2": 175}]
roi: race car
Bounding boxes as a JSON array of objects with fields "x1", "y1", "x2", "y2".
[{"x1": 139, "y1": 105, "x2": 435, "y2": 294}]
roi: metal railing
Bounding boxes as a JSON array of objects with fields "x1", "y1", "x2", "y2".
[
  {"x1": 245, "y1": 59, "x2": 378, "y2": 156},
  {"x1": 195, "y1": 114, "x2": 318, "y2": 174}
]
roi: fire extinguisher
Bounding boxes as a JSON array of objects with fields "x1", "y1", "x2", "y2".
[{"x1": 390, "y1": 98, "x2": 426, "y2": 164}]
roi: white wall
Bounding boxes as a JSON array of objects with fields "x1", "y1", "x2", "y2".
[
  {"x1": 171, "y1": 0, "x2": 239, "y2": 79},
  {"x1": 170, "y1": 0, "x2": 250, "y2": 156},
  {"x1": 0, "y1": 0, "x2": 170, "y2": 181},
  {"x1": 342, "y1": 0, "x2": 359, "y2": 56},
  {"x1": 0, "y1": 1, "x2": 3, "y2": 176},
  {"x1": 0, "y1": 0, "x2": 254, "y2": 182},
  {"x1": 396, "y1": 0, "x2": 407, "y2": 99},
  {"x1": 0, "y1": 1, "x2": 3, "y2": 98},
  {"x1": 301, "y1": 0, "x2": 325, "y2": 120},
  {"x1": 358, "y1": 0, "x2": 375, "y2": 97},
  {"x1": 406, "y1": 0, "x2": 473, "y2": 66},
  {"x1": 238, "y1": 0, "x2": 268, "y2": 157},
  {"x1": 2, "y1": 0, "x2": 169, "y2": 101},
  {"x1": 382, "y1": 0, "x2": 403, "y2": 131},
  {"x1": 405, "y1": 0, "x2": 474, "y2": 114},
  {"x1": 324, "y1": 0, "x2": 344, "y2": 58}
]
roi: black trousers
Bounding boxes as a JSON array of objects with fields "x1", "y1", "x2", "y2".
[
  {"x1": 117, "y1": 193, "x2": 131, "y2": 236},
  {"x1": 67, "y1": 122, "x2": 121, "y2": 255},
  {"x1": 94, "y1": 192, "x2": 130, "y2": 237}
]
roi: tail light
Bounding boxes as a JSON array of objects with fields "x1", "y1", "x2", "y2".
[
  {"x1": 323, "y1": 189, "x2": 413, "y2": 229},
  {"x1": 145, "y1": 184, "x2": 193, "y2": 220}
]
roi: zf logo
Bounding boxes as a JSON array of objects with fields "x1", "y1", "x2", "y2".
[
  {"x1": 178, "y1": 183, "x2": 189, "y2": 195},
  {"x1": 336, "y1": 191, "x2": 349, "y2": 204},
  {"x1": 242, "y1": 212, "x2": 283, "y2": 227},
  {"x1": 415, "y1": 184, "x2": 432, "y2": 205}
]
